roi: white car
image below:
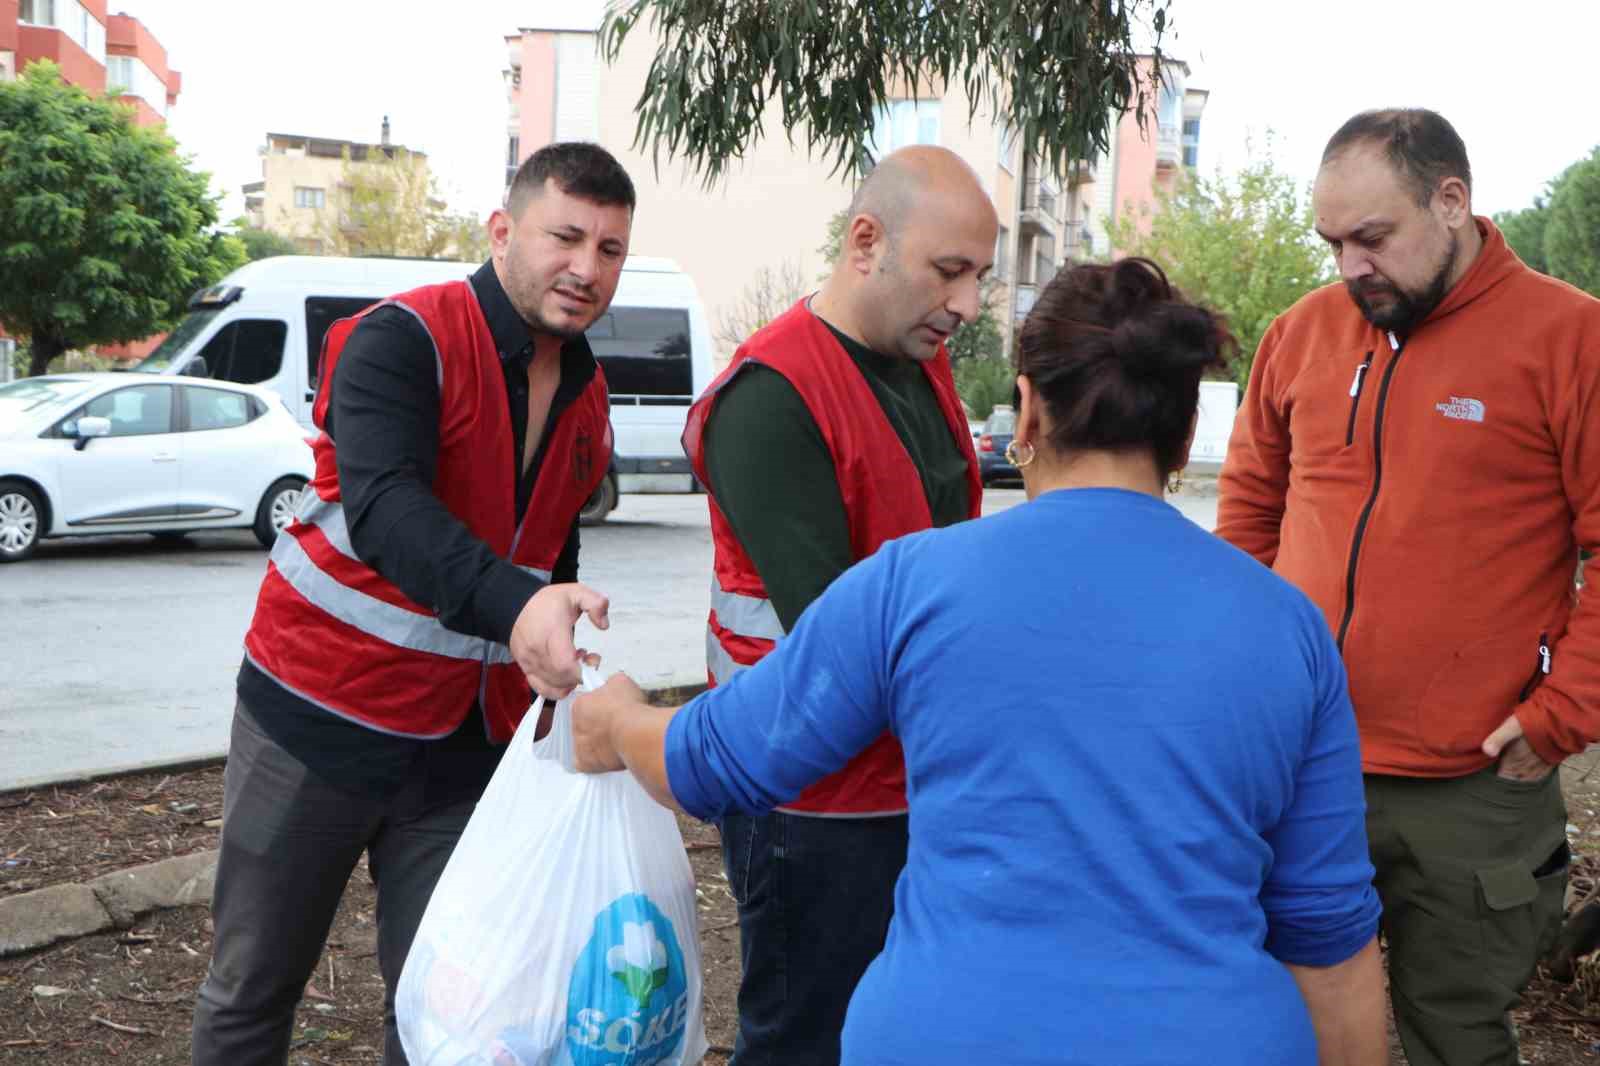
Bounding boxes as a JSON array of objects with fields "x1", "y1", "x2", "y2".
[{"x1": 0, "y1": 374, "x2": 313, "y2": 563}]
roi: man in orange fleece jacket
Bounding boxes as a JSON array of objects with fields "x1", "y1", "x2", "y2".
[{"x1": 1219, "y1": 108, "x2": 1600, "y2": 1065}]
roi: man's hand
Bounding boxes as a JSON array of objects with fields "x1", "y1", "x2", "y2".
[
  {"x1": 571, "y1": 673, "x2": 648, "y2": 774},
  {"x1": 1482, "y1": 713, "x2": 1559, "y2": 782},
  {"x1": 510, "y1": 583, "x2": 610, "y2": 699}
]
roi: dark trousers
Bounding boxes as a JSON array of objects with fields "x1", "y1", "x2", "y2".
[
  {"x1": 192, "y1": 703, "x2": 475, "y2": 1066},
  {"x1": 1366, "y1": 769, "x2": 1569, "y2": 1066},
  {"x1": 719, "y1": 810, "x2": 909, "y2": 1066}
]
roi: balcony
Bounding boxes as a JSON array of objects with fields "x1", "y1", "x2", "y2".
[
  {"x1": 1066, "y1": 156, "x2": 1098, "y2": 185},
  {"x1": 1019, "y1": 181, "x2": 1058, "y2": 237},
  {"x1": 1156, "y1": 122, "x2": 1181, "y2": 169},
  {"x1": 1063, "y1": 220, "x2": 1090, "y2": 261}
]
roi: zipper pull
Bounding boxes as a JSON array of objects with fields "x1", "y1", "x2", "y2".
[
  {"x1": 1540, "y1": 633, "x2": 1552, "y2": 674},
  {"x1": 1349, "y1": 355, "x2": 1372, "y2": 398},
  {"x1": 1387, "y1": 331, "x2": 1401, "y2": 352}
]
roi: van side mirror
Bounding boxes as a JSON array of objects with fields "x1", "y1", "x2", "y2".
[
  {"x1": 72, "y1": 415, "x2": 111, "y2": 451},
  {"x1": 182, "y1": 356, "x2": 210, "y2": 379}
]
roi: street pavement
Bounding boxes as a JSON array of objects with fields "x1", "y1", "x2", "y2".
[{"x1": 1, "y1": 487, "x2": 1220, "y2": 791}]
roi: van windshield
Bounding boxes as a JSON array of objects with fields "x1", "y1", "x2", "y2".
[{"x1": 130, "y1": 310, "x2": 221, "y2": 373}]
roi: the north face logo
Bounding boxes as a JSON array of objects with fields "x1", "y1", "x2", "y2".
[{"x1": 1435, "y1": 396, "x2": 1485, "y2": 423}]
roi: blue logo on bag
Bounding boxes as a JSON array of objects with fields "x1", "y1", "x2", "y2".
[{"x1": 565, "y1": 893, "x2": 690, "y2": 1065}]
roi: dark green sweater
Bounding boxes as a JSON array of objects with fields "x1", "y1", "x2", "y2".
[{"x1": 702, "y1": 324, "x2": 971, "y2": 632}]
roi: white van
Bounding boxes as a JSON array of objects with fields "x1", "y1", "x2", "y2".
[{"x1": 131, "y1": 255, "x2": 716, "y2": 522}]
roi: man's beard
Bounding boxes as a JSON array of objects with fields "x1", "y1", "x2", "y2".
[
  {"x1": 525, "y1": 303, "x2": 589, "y2": 340},
  {"x1": 1348, "y1": 233, "x2": 1459, "y2": 334},
  {"x1": 504, "y1": 247, "x2": 597, "y2": 339}
]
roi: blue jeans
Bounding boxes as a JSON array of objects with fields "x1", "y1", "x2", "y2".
[{"x1": 719, "y1": 810, "x2": 909, "y2": 1066}]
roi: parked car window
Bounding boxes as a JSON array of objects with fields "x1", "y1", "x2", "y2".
[
  {"x1": 986, "y1": 408, "x2": 1016, "y2": 434},
  {"x1": 197, "y1": 319, "x2": 288, "y2": 385},
  {"x1": 185, "y1": 386, "x2": 259, "y2": 431},
  {"x1": 77, "y1": 384, "x2": 174, "y2": 437},
  {"x1": 305, "y1": 297, "x2": 378, "y2": 391},
  {"x1": 587, "y1": 307, "x2": 692, "y2": 400}
]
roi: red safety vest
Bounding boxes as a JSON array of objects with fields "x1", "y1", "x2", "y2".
[
  {"x1": 683, "y1": 299, "x2": 981, "y2": 814},
  {"x1": 244, "y1": 278, "x2": 611, "y2": 743}
]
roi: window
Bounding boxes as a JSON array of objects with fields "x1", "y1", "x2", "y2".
[
  {"x1": 507, "y1": 135, "x2": 520, "y2": 168},
  {"x1": 1182, "y1": 117, "x2": 1202, "y2": 169},
  {"x1": 868, "y1": 100, "x2": 942, "y2": 161},
  {"x1": 994, "y1": 225, "x2": 1010, "y2": 281},
  {"x1": 80, "y1": 2, "x2": 104, "y2": 62},
  {"x1": 997, "y1": 124, "x2": 1018, "y2": 174},
  {"x1": 18, "y1": 0, "x2": 55, "y2": 26},
  {"x1": 196, "y1": 319, "x2": 288, "y2": 386},
  {"x1": 107, "y1": 54, "x2": 167, "y2": 116},
  {"x1": 294, "y1": 186, "x2": 326, "y2": 210},
  {"x1": 75, "y1": 385, "x2": 174, "y2": 437},
  {"x1": 305, "y1": 297, "x2": 377, "y2": 390},
  {"x1": 587, "y1": 308, "x2": 693, "y2": 400},
  {"x1": 23, "y1": 1, "x2": 104, "y2": 62},
  {"x1": 184, "y1": 387, "x2": 258, "y2": 432}
]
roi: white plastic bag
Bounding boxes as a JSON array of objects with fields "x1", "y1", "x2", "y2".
[{"x1": 397, "y1": 667, "x2": 707, "y2": 1066}]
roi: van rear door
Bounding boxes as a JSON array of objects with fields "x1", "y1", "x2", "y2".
[{"x1": 588, "y1": 306, "x2": 697, "y2": 489}]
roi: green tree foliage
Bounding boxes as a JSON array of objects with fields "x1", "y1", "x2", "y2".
[
  {"x1": 0, "y1": 62, "x2": 244, "y2": 377},
  {"x1": 1494, "y1": 197, "x2": 1552, "y2": 274},
  {"x1": 816, "y1": 209, "x2": 849, "y2": 281},
  {"x1": 1110, "y1": 152, "x2": 1333, "y2": 386},
  {"x1": 600, "y1": 0, "x2": 1172, "y2": 183},
  {"x1": 1544, "y1": 147, "x2": 1600, "y2": 298},
  {"x1": 947, "y1": 280, "x2": 1005, "y2": 365},
  {"x1": 232, "y1": 221, "x2": 300, "y2": 261},
  {"x1": 316, "y1": 148, "x2": 488, "y2": 261},
  {"x1": 954, "y1": 354, "x2": 1014, "y2": 421}
]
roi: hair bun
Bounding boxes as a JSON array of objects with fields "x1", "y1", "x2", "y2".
[{"x1": 1110, "y1": 304, "x2": 1227, "y2": 381}]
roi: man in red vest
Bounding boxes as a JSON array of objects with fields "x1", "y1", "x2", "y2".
[
  {"x1": 192, "y1": 143, "x2": 632, "y2": 1066},
  {"x1": 682, "y1": 145, "x2": 995, "y2": 1065}
]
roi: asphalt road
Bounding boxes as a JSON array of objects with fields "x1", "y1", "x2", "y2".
[{"x1": 1, "y1": 488, "x2": 1219, "y2": 791}]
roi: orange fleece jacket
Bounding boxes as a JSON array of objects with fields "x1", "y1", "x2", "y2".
[{"x1": 1218, "y1": 219, "x2": 1600, "y2": 776}]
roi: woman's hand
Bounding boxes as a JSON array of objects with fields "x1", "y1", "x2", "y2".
[{"x1": 572, "y1": 673, "x2": 648, "y2": 774}]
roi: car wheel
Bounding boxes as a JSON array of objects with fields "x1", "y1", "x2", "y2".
[
  {"x1": 579, "y1": 474, "x2": 618, "y2": 527},
  {"x1": 0, "y1": 480, "x2": 43, "y2": 563},
  {"x1": 253, "y1": 477, "x2": 306, "y2": 549}
]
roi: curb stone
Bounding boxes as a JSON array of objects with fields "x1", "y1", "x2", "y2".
[
  {"x1": 87, "y1": 850, "x2": 220, "y2": 930},
  {"x1": 0, "y1": 680, "x2": 707, "y2": 960},
  {"x1": 1, "y1": 851, "x2": 220, "y2": 958},
  {"x1": 0, "y1": 883, "x2": 116, "y2": 958}
]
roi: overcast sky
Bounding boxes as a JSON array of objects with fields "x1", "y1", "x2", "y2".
[{"x1": 130, "y1": 0, "x2": 1595, "y2": 228}]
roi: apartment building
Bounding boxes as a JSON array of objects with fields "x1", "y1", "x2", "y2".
[
  {"x1": 2, "y1": 0, "x2": 179, "y2": 123},
  {"x1": 506, "y1": 16, "x2": 1085, "y2": 359},
  {"x1": 503, "y1": 15, "x2": 1206, "y2": 358},
  {"x1": 1082, "y1": 59, "x2": 1208, "y2": 258},
  {"x1": 241, "y1": 119, "x2": 431, "y2": 254},
  {"x1": 0, "y1": 1, "x2": 180, "y2": 374}
]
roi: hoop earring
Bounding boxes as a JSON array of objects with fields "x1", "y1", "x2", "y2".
[
  {"x1": 1167, "y1": 470, "x2": 1184, "y2": 494},
  {"x1": 1005, "y1": 439, "x2": 1037, "y2": 469}
]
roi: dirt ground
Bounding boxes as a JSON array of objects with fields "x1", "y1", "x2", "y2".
[
  {"x1": 6, "y1": 761, "x2": 1600, "y2": 1064},
  {"x1": 0, "y1": 766, "x2": 739, "y2": 1064}
]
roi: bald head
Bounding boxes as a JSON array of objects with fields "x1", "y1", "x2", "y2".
[
  {"x1": 846, "y1": 145, "x2": 993, "y2": 248},
  {"x1": 813, "y1": 145, "x2": 999, "y2": 363}
]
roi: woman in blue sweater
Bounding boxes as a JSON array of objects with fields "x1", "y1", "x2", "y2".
[{"x1": 572, "y1": 258, "x2": 1385, "y2": 1066}]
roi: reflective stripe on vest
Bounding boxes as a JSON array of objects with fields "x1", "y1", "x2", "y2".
[
  {"x1": 297, "y1": 494, "x2": 554, "y2": 586},
  {"x1": 706, "y1": 626, "x2": 746, "y2": 686},
  {"x1": 710, "y1": 576, "x2": 784, "y2": 641},
  {"x1": 706, "y1": 576, "x2": 786, "y2": 684},
  {"x1": 277, "y1": 494, "x2": 552, "y2": 666}
]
